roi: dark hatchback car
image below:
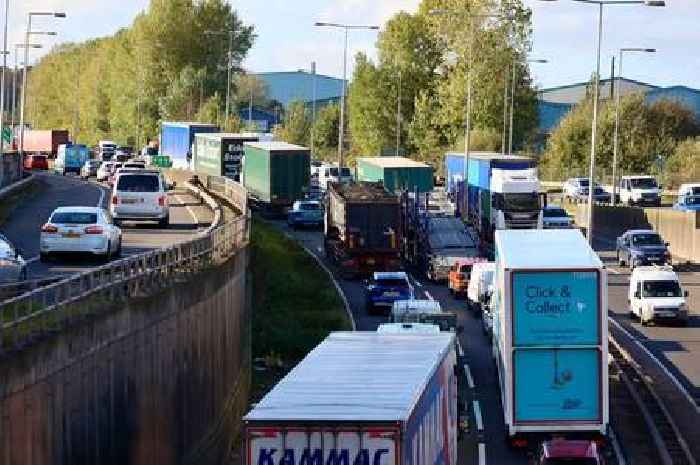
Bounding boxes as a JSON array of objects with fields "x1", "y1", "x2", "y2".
[{"x1": 616, "y1": 229, "x2": 670, "y2": 269}]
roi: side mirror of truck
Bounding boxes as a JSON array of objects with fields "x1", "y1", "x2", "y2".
[
  {"x1": 685, "y1": 290, "x2": 689, "y2": 298},
  {"x1": 665, "y1": 242, "x2": 670, "y2": 247},
  {"x1": 634, "y1": 291, "x2": 641, "y2": 299}
]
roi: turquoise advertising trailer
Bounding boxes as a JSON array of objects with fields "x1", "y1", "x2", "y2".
[{"x1": 492, "y1": 229, "x2": 608, "y2": 445}]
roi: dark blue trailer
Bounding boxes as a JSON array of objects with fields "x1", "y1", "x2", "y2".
[{"x1": 160, "y1": 122, "x2": 219, "y2": 169}]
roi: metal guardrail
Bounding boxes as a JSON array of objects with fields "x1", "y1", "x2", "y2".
[
  {"x1": 206, "y1": 175, "x2": 248, "y2": 213},
  {"x1": 0, "y1": 176, "x2": 249, "y2": 354}
]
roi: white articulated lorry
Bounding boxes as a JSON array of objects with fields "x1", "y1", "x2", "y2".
[
  {"x1": 244, "y1": 332, "x2": 458, "y2": 465},
  {"x1": 492, "y1": 229, "x2": 608, "y2": 448}
]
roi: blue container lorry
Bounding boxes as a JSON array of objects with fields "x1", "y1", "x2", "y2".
[
  {"x1": 492, "y1": 229, "x2": 608, "y2": 448},
  {"x1": 244, "y1": 331, "x2": 458, "y2": 465},
  {"x1": 54, "y1": 144, "x2": 89, "y2": 175},
  {"x1": 160, "y1": 122, "x2": 219, "y2": 169}
]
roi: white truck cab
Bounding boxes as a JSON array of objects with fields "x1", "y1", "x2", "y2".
[
  {"x1": 376, "y1": 322, "x2": 441, "y2": 334},
  {"x1": 490, "y1": 168, "x2": 543, "y2": 230},
  {"x1": 619, "y1": 175, "x2": 661, "y2": 206},
  {"x1": 629, "y1": 265, "x2": 689, "y2": 326}
]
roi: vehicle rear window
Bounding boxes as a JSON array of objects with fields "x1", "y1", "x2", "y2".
[
  {"x1": 300, "y1": 203, "x2": 321, "y2": 211},
  {"x1": 544, "y1": 208, "x2": 568, "y2": 218},
  {"x1": 459, "y1": 265, "x2": 472, "y2": 273},
  {"x1": 632, "y1": 233, "x2": 662, "y2": 246},
  {"x1": 376, "y1": 279, "x2": 409, "y2": 288},
  {"x1": 117, "y1": 175, "x2": 160, "y2": 192},
  {"x1": 51, "y1": 212, "x2": 98, "y2": 224}
]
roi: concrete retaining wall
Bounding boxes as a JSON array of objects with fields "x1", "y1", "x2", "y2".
[
  {"x1": 0, "y1": 247, "x2": 250, "y2": 465},
  {"x1": 576, "y1": 204, "x2": 700, "y2": 263},
  {"x1": 0, "y1": 153, "x2": 23, "y2": 188}
]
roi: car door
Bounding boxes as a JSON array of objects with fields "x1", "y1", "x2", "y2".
[{"x1": 631, "y1": 279, "x2": 643, "y2": 317}]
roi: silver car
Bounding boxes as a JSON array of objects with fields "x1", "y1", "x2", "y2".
[
  {"x1": 0, "y1": 233, "x2": 27, "y2": 283},
  {"x1": 81, "y1": 160, "x2": 102, "y2": 179}
]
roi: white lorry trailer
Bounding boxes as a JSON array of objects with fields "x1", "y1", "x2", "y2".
[
  {"x1": 244, "y1": 332, "x2": 458, "y2": 465},
  {"x1": 492, "y1": 229, "x2": 608, "y2": 448}
]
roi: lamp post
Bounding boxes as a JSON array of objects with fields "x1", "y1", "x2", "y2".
[
  {"x1": 13, "y1": 44, "x2": 40, "y2": 128},
  {"x1": 205, "y1": 30, "x2": 235, "y2": 125},
  {"x1": 507, "y1": 58, "x2": 547, "y2": 155},
  {"x1": 538, "y1": 0, "x2": 664, "y2": 244},
  {"x1": 429, "y1": 8, "x2": 503, "y2": 221},
  {"x1": 19, "y1": 11, "x2": 65, "y2": 157},
  {"x1": 314, "y1": 22, "x2": 379, "y2": 168},
  {"x1": 612, "y1": 47, "x2": 655, "y2": 204},
  {"x1": 0, "y1": 0, "x2": 8, "y2": 158}
]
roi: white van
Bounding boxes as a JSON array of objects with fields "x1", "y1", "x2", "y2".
[
  {"x1": 674, "y1": 183, "x2": 700, "y2": 211},
  {"x1": 467, "y1": 261, "x2": 495, "y2": 313},
  {"x1": 376, "y1": 322, "x2": 441, "y2": 334},
  {"x1": 110, "y1": 170, "x2": 171, "y2": 228},
  {"x1": 629, "y1": 265, "x2": 689, "y2": 326},
  {"x1": 318, "y1": 163, "x2": 352, "y2": 190},
  {"x1": 618, "y1": 175, "x2": 661, "y2": 206}
]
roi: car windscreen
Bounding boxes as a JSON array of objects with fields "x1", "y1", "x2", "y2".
[
  {"x1": 116, "y1": 175, "x2": 160, "y2": 193},
  {"x1": 503, "y1": 193, "x2": 539, "y2": 212},
  {"x1": 642, "y1": 280, "x2": 682, "y2": 298},
  {"x1": 341, "y1": 167, "x2": 351, "y2": 176},
  {"x1": 459, "y1": 265, "x2": 472, "y2": 273},
  {"x1": 544, "y1": 208, "x2": 568, "y2": 218},
  {"x1": 375, "y1": 279, "x2": 409, "y2": 288},
  {"x1": 299, "y1": 203, "x2": 321, "y2": 211},
  {"x1": 577, "y1": 179, "x2": 590, "y2": 187},
  {"x1": 630, "y1": 178, "x2": 657, "y2": 189},
  {"x1": 51, "y1": 212, "x2": 98, "y2": 224},
  {"x1": 685, "y1": 196, "x2": 700, "y2": 205},
  {"x1": 124, "y1": 163, "x2": 145, "y2": 168},
  {"x1": 631, "y1": 233, "x2": 662, "y2": 246}
]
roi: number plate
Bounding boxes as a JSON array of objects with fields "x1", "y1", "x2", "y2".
[
  {"x1": 366, "y1": 258, "x2": 375, "y2": 265},
  {"x1": 122, "y1": 198, "x2": 139, "y2": 204},
  {"x1": 384, "y1": 291, "x2": 399, "y2": 297},
  {"x1": 62, "y1": 232, "x2": 81, "y2": 238}
]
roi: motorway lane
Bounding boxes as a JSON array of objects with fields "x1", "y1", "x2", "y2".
[
  {"x1": 269, "y1": 220, "x2": 528, "y2": 465},
  {"x1": 596, "y1": 241, "x2": 700, "y2": 407},
  {"x1": 0, "y1": 173, "x2": 213, "y2": 281}
]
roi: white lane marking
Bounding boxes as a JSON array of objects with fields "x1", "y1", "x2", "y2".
[
  {"x1": 317, "y1": 246, "x2": 323, "y2": 253},
  {"x1": 478, "y1": 443, "x2": 486, "y2": 465},
  {"x1": 424, "y1": 291, "x2": 434, "y2": 301},
  {"x1": 457, "y1": 342, "x2": 464, "y2": 357},
  {"x1": 174, "y1": 194, "x2": 198, "y2": 226},
  {"x1": 97, "y1": 187, "x2": 106, "y2": 208},
  {"x1": 464, "y1": 364, "x2": 475, "y2": 389},
  {"x1": 473, "y1": 400, "x2": 484, "y2": 431},
  {"x1": 414, "y1": 279, "x2": 423, "y2": 288},
  {"x1": 609, "y1": 316, "x2": 700, "y2": 414}
]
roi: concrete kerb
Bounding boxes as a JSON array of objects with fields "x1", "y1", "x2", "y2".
[
  {"x1": 297, "y1": 241, "x2": 356, "y2": 331},
  {"x1": 184, "y1": 180, "x2": 223, "y2": 234},
  {"x1": 0, "y1": 174, "x2": 35, "y2": 201}
]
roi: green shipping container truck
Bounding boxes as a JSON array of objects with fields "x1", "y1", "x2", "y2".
[
  {"x1": 355, "y1": 157, "x2": 434, "y2": 193},
  {"x1": 243, "y1": 142, "x2": 311, "y2": 211},
  {"x1": 193, "y1": 132, "x2": 264, "y2": 181}
]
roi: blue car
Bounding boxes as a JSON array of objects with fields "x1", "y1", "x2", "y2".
[
  {"x1": 616, "y1": 229, "x2": 670, "y2": 269},
  {"x1": 365, "y1": 272, "x2": 414, "y2": 315},
  {"x1": 287, "y1": 200, "x2": 323, "y2": 229}
]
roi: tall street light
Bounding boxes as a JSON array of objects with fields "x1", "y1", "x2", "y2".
[
  {"x1": 429, "y1": 8, "x2": 503, "y2": 221},
  {"x1": 0, "y1": 0, "x2": 8, "y2": 158},
  {"x1": 205, "y1": 30, "x2": 236, "y2": 125},
  {"x1": 508, "y1": 58, "x2": 547, "y2": 155},
  {"x1": 539, "y1": 0, "x2": 664, "y2": 244},
  {"x1": 314, "y1": 22, "x2": 379, "y2": 169},
  {"x1": 612, "y1": 47, "x2": 655, "y2": 204},
  {"x1": 12, "y1": 44, "x2": 41, "y2": 128},
  {"x1": 19, "y1": 11, "x2": 65, "y2": 157}
]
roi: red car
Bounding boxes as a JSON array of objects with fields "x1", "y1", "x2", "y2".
[
  {"x1": 534, "y1": 440, "x2": 605, "y2": 465},
  {"x1": 24, "y1": 154, "x2": 49, "y2": 171}
]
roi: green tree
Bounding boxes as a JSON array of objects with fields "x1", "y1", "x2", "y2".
[
  {"x1": 273, "y1": 101, "x2": 311, "y2": 146},
  {"x1": 664, "y1": 138, "x2": 700, "y2": 188},
  {"x1": 311, "y1": 103, "x2": 340, "y2": 160}
]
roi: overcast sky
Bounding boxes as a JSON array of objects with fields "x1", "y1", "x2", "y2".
[{"x1": 9, "y1": 0, "x2": 699, "y2": 90}]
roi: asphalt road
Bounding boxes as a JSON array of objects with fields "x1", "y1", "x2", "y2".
[
  {"x1": 0, "y1": 172, "x2": 213, "y2": 282},
  {"x1": 595, "y1": 237, "x2": 700, "y2": 408},
  {"x1": 269, "y1": 221, "x2": 528, "y2": 465}
]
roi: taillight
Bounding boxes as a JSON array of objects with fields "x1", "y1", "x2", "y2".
[
  {"x1": 84, "y1": 225, "x2": 104, "y2": 235},
  {"x1": 112, "y1": 196, "x2": 119, "y2": 205},
  {"x1": 41, "y1": 224, "x2": 58, "y2": 233},
  {"x1": 511, "y1": 438, "x2": 528, "y2": 448},
  {"x1": 158, "y1": 196, "x2": 166, "y2": 206}
]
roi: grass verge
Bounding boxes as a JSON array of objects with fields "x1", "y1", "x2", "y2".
[
  {"x1": 0, "y1": 178, "x2": 44, "y2": 226},
  {"x1": 250, "y1": 217, "x2": 350, "y2": 363}
]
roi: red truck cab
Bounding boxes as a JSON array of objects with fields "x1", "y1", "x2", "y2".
[{"x1": 534, "y1": 440, "x2": 604, "y2": 465}]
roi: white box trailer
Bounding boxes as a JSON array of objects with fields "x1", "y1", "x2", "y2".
[
  {"x1": 492, "y1": 229, "x2": 608, "y2": 445},
  {"x1": 244, "y1": 332, "x2": 458, "y2": 465}
]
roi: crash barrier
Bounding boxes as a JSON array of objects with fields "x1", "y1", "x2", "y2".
[
  {"x1": 0, "y1": 175, "x2": 249, "y2": 353},
  {"x1": 576, "y1": 204, "x2": 700, "y2": 263}
]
